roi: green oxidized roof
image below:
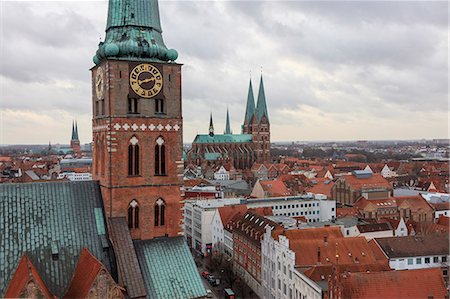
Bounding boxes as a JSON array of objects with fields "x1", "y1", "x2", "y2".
[
  {"x1": 94, "y1": 0, "x2": 178, "y2": 65},
  {"x1": 256, "y1": 75, "x2": 269, "y2": 124},
  {"x1": 244, "y1": 79, "x2": 256, "y2": 124},
  {"x1": 193, "y1": 134, "x2": 253, "y2": 144},
  {"x1": 0, "y1": 181, "x2": 111, "y2": 297},
  {"x1": 134, "y1": 237, "x2": 206, "y2": 299},
  {"x1": 205, "y1": 153, "x2": 222, "y2": 161}
]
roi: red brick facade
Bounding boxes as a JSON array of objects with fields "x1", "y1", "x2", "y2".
[{"x1": 92, "y1": 60, "x2": 183, "y2": 240}]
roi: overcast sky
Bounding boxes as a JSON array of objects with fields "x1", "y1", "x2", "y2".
[{"x1": 0, "y1": 0, "x2": 448, "y2": 144}]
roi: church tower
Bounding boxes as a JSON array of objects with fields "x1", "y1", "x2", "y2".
[
  {"x1": 243, "y1": 76, "x2": 270, "y2": 164},
  {"x1": 91, "y1": 0, "x2": 183, "y2": 240},
  {"x1": 70, "y1": 121, "x2": 81, "y2": 155}
]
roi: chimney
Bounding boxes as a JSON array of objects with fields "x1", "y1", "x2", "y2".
[{"x1": 317, "y1": 247, "x2": 321, "y2": 263}]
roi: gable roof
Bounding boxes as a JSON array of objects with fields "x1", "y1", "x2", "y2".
[
  {"x1": 259, "y1": 179, "x2": 291, "y2": 197},
  {"x1": 0, "y1": 181, "x2": 112, "y2": 297},
  {"x1": 64, "y1": 248, "x2": 122, "y2": 298},
  {"x1": 4, "y1": 255, "x2": 55, "y2": 299},
  {"x1": 109, "y1": 218, "x2": 147, "y2": 298},
  {"x1": 357, "y1": 222, "x2": 392, "y2": 233},
  {"x1": 338, "y1": 268, "x2": 448, "y2": 299},
  {"x1": 217, "y1": 205, "x2": 248, "y2": 226},
  {"x1": 134, "y1": 237, "x2": 206, "y2": 299},
  {"x1": 291, "y1": 237, "x2": 381, "y2": 267},
  {"x1": 374, "y1": 235, "x2": 449, "y2": 258},
  {"x1": 340, "y1": 173, "x2": 392, "y2": 191}
]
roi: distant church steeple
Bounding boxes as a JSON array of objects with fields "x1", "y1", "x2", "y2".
[
  {"x1": 71, "y1": 121, "x2": 79, "y2": 141},
  {"x1": 244, "y1": 79, "x2": 256, "y2": 125},
  {"x1": 209, "y1": 113, "x2": 214, "y2": 137},
  {"x1": 256, "y1": 75, "x2": 269, "y2": 124},
  {"x1": 70, "y1": 120, "x2": 81, "y2": 155},
  {"x1": 224, "y1": 108, "x2": 232, "y2": 134}
]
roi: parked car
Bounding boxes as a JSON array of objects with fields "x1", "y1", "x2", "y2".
[
  {"x1": 207, "y1": 275, "x2": 220, "y2": 286},
  {"x1": 224, "y1": 288, "x2": 235, "y2": 299},
  {"x1": 206, "y1": 289, "x2": 213, "y2": 298},
  {"x1": 201, "y1": 271, "x2": 210, "y2": 278}
]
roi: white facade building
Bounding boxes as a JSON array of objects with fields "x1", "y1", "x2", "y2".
[
  {"x1": 213, "y1": 166, "x2": 230, "y2": 180},
  {"x1": 262, "y1": 227, "x2": 324, "y2": 299},
  {"x1": 372, "y1": 235, "x2": 449, "y2": 272},
  {"x1": 247, "y1": 194, "x2": 336, "y2": 223},
  {"x1": 57, "y1": 172, "x2": 92, "y2": 181},
  {"x1": 184, "y1": 198, "x2": 241, "y2": 256}
]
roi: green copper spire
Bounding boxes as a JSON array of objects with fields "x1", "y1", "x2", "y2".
[
  {"x1": 224, "y1": 108, "x2": 232, "y2": 134},
  {"x1": 93, "y1": 0, "x2": 178, "y2": 65},
  {"x1": 256, "y1": 75, "x2": 269, "y2": 124},
  {"x1": 209, "y1": 113, "x2": 214, "y2": 137},
  {"x1": 244, "y1": 79, "x2": 255, "y2": 124},
  {"x1": 71, "y1": 121, "x2": 76, "y2": 140},
  {"x1": 71, "y1": 121, "x2": 79, "y2": 141}
]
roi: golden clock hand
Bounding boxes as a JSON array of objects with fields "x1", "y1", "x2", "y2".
[{"x1": 138, "y1": 77, "x2": 155, "y2": 85}]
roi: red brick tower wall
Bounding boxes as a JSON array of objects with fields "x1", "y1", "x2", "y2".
[{"x1": 92, "y1": 60, "x2": 183, "y2": 240}]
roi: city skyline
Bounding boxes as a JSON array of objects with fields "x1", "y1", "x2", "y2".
[{"x1": 0, "y1": 1, "x2": 447, "y2": 144}]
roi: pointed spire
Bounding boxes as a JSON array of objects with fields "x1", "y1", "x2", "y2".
[
  {"x1": 225, "y1": 108, "x2": 232, "y2": 134},
  {"x1": 209, "y1": 113, "x2": 214, "y2": 137},
  {"x1": 244, "y1": 79, "x2": 256, "y2": 125},
  {"x1": 256, "y1": 75, "x2": 269, "y2": 124},
  {"x1": 74, "y1": 121, "x2": 79, "y2": 140},
  {"x1": 71, "y1": 121, "x2": 76, "y2": 141}
]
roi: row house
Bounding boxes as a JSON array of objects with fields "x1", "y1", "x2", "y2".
[
  {"x1": 251, "y1": 163, "x2": 291, "y2": 181},
  {"x1": 232, "y1": 211, "x2": 280, "y2": 297},
  {"x1": 261, "y1": 226, "x2": 390, "y2": 299},
  {"x1": 331, "y1": 170, "x2": 393, "y2": 205}
]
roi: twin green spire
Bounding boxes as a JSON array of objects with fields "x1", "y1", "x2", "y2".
[
  {"x1": 71, "y1": 121, "x2": 79, "y2": 141},
  {"x1": 244, "y1": 75, "x2": 269, "y2": 125},
  {"x1": 93, "y1": 0, "x2": 178, "y2": 65}
]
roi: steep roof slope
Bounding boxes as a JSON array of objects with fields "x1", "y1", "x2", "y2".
[{"x1": 0, "y1": 181, "x2": 111, "y2": 297}]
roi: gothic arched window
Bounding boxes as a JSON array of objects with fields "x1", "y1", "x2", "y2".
[
  {"x1": 128, "y1": 136, "x2": 139, "y2": 176},
  {"x1": 128, "y1": 200, "x2": 139, "y2": 229},
  {"x1": 154, "y1": 198, "x2": 166, "y2": 227},
  {"x1": 155, "y1": 136, "x2": 166, "y2": 175}
]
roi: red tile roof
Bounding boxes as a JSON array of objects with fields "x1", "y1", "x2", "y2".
[
  {"x1": 64, "y1": 248, "x2": 123, "y2": 298},
  {"x1": 437, "y1": 215, "x2": 450, "y2": 226},
  {"x1": 291, "y1": 237, "x2": 382, "y2": 267},
  {"x1": 218, "y1": 205, "x2": 248, "y2": 226},
  {"x1": 259, "y1": 179, "x2": 292, "y2": 197},
  {"x1": 337, "y1": 268, "x2": 448, "y2": 299},
  {"x1": 336, "y1": 207, "x2": 359, "y2": 218},
  {"x1": 306, "y1": 178, "x2": 334, "y2": 197},
  {"x1": 4, "y1": 255, "x2": 55, "y2": 299}
]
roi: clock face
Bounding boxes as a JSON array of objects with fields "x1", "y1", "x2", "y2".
[
  {"x1": 129, "y1": 63, "x2": 163, "y2": 98},
  {"x1": 95, "y1": 67, "x2": 104, "y2": 99}
]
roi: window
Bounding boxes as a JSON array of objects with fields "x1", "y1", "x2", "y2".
[
  {"x1": 433, "y1": 257, "x2": 439, "y2": 263},
  {"x1": 416, "y1": 258, "x2": 422, "y2": 264},
  {"x1": 155, "y1": 136, "x2": 166, "y2": 175},
  {"x1": 128, "y1": 200, "x2": 139, "y2": 229},
  {"x1": 407, "y1": 258, "x2": 413, "y2": 265},
  {"x1": 154, "y1": 198, "x2": 166, "y2": 226},
  {"x1": 442, "y1": 256, "x2": 447, "y2": 262},
  {"x1": 155, "y1": 98, "x2": 164, "y2": 114},
  {"x1": 128, "y1": 97, "x2": 139, "y2": 114},
  {"x1": 425, "y1": 257, "x2": 430, "y2": 264},
  {"x1": 128, "y1": 136, "x2": 139, "y2": 175}
]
